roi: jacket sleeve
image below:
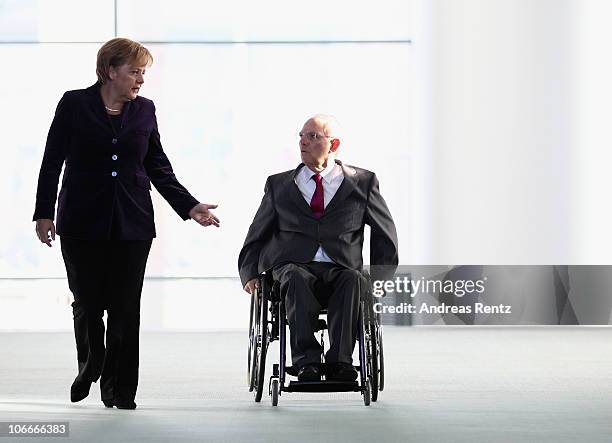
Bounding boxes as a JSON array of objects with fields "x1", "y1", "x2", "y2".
[
  {"x1": 33, "y1": 93, "x2": 72, "y2": 221},
  {"x1": 365, "y1": 173, "x2": 399, "y2": 281},
  {"x1": 144, "y1": 103, "x2": 200, "y2": 219},
  {"x1": 238, "y1": 177, "x2": 277, "y2": 286}
]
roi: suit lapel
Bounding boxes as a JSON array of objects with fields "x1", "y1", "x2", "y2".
[
  {"x1": 288, "y1": 164, "x2": 317, "y2": 219},
  {"x1": 85, "y1": 83, "x2": 112, "y2": 131},
  {"x1": 324, "y1": 159, "x2": 359, "y2": 215},
  {"x1": 122, "y1": 98, "x2": 140, "y2": 129}
]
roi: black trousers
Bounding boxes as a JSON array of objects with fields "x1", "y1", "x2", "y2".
[
  {"x1": 272, "y1": 262, "x2": 364, "y2": 368},
  {"x1": 60, "y1": 237, "x2": 152, "y2": 402}
]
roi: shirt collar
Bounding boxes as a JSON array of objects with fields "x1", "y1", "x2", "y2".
[{"x1": 301, "y1": 159, "x2": 341, "y2": 185}]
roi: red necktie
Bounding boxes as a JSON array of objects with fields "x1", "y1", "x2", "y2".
[{"x1": 310, "y1": 174, "x2": 324, "y2": 219}]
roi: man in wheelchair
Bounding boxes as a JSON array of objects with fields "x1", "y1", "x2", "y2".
[{"x1": 238, "y1": 115, "x2": 398, "y2": 383}]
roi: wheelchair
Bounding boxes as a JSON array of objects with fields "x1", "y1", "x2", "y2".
[{"x1": 247, "y1": 270, "x2": 385, "y2": 406}]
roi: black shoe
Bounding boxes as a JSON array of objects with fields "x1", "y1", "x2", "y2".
[
  {"x1": 326, "y1": 362, "x2": 358, "y2": 381},
  {"x1": 115, "y1": 400, "x2": 137, "y2": 410},
  {"x1": 70, "y1": 379, "x2": 92, "y2": 403},
  {"x1": 297, "y1": 364, "x2": 321, "y2": 382},
  {"x1": 102, "y1": 400, "x2": 114, "y2": 408},
  {"x1": 102, "y1": 398, "x2": 136, "y2": 409}
]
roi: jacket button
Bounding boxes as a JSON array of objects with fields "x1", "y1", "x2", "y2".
[
  {"x1": 111, "y1": 154, "x2": 118, "y2": 160},
  {"x1": 111, "y1": 171, "x2": 117, "y2": 177},
  {"x1": 112, "y1": 138, "x2": 117, "y2": 144}
]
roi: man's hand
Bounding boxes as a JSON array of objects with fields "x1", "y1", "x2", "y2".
[
  {"x1": 35, "y1": 219, "x2": 55, "y2": 247},
  {"x1": 244, "y1": 278, "x2": 260, "y2": 295},
  {"x1": 189, "y1": 203, "x2": 220, "y2": 227}
]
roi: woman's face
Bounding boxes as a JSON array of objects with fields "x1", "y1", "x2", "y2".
[{"x1": 108, "y1": 63, "x2": 146, "y2": 101}]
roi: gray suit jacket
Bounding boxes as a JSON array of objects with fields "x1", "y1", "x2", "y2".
[{"x1": 238, "y1": 160, "x2": 398, "y2": 286}]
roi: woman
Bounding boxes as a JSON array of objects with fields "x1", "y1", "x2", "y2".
[{"x1": 33, "y1": 38, "x2": 219, "y2": 409}]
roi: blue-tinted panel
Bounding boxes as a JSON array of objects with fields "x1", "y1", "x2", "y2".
[
  {"x1": 138, "y1": 43, "x2": 412, "y2": 277},
  {"x1": 1, "y1": 42, "x2": 412, "y2": 278},
  {"x1": 0, "y1": 0, "x2": 114, "y2": 42},
  {"x1": 0, "y1": 44, "x2": 99, "y2": 277},
  {"x1": 118, "y1": 0, "x2": 415, "y2": 42}
]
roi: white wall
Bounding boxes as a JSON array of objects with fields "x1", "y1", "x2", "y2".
[
  {"x1": 415, "y1": 0, "x2": 577, "y2": 264},
  {"x1": 0, "y1": 0, "x2": 415, "y2": 279},
  {"x1": 572, "y1": 0, "x2": 612, "y2": 263},
  {"x1": 3, "y1": 0, "x2": 612, "y2": 330}
]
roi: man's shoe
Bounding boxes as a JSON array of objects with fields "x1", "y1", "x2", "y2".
[
  {"x1": 102, "y1": 400, "x2": 114, "y2": 408},
  {"x1": 326, "y1": 362, "x2": 358, "y2": 382},
  {"x1": 297, "y1": 364, "x2": 321, "y2": 382},
  {"x1": 70, "y1": 379, "x2": 92, "y2": 403},
  {"x1": 114, "y1": 400, "x2": 137, "y2": 410}
]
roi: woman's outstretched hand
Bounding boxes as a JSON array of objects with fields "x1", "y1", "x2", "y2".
[{"x1": 188, "y1": 203, "x2": 220, "y2": 227}]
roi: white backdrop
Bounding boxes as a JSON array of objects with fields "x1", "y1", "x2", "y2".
[
  {"x1": 3, "y1": 0, "x2": 612, "y2": 281},
  {"x1": 0, "y1": 0, "x2": 415, "y2": 279}
]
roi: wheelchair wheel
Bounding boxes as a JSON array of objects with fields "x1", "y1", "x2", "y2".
[
  {"x1": 364, "y1": 303, "x2": 381, "y2": 402},
  {"x1": 247, "y1": 292, "x2": 257, "y2": 391},
  {"x1": 378, "y1": 324, "x2": 385, "y2": 391},
  {"x1": 370, "y1": 322, "x2": 379, "y2": 402},
  {"x1": 252, "y1": 287, "x2": 269, "y2": 402}
]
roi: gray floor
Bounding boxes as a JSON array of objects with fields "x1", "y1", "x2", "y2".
[{"x1": 1, "y1": 327, "x2": 611, "y2": 442}]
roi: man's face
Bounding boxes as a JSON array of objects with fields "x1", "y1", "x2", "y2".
[
  {"x1": 108, "y1": 63, "x2": 146, "y2": 101},
  {"x1": 299, "y1": 118, "x2": 334, "y2": 169}
]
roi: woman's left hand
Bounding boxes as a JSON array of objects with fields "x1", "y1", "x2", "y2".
[{"x1": 188, "y1": 203, "x2": 220, "y2": 227}]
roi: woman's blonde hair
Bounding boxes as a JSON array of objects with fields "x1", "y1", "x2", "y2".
[{"x1": 96, "y1": 38, "x2": 153, "y2": 84}]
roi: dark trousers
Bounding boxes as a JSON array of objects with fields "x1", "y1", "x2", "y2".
[
  {"x1": 60, "y1": 237, "x2": 152, "y2": 402},
  {"x1": 272, "y1": 262, "x2": 364, "y2": 367}
]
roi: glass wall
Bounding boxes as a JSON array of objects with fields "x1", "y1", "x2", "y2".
[{"x1": 1, "y1": 1, "x2": 414, "y2": 281}]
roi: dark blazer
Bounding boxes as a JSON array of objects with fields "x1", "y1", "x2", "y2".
[
  {"x1": 33, "y1": 82, "x2": 199, "y2": 240},
  {"x1": 238, "y1": 160, "x2": 399, "y2": 286}
]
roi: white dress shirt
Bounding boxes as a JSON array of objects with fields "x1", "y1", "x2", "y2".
[{"x1": 294, "y1": 160, "x2": 344, "y2": 262}]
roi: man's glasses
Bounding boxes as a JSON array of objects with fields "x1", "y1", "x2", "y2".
[{"x1": 299, "y1": 132, "x2": 333, "y2": 141}]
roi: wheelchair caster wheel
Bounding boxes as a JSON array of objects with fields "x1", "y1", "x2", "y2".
[
  {"x1": 271, "y1": 379, "x2": 279, "y2": 406},
  {"x1": 363, "y1": 378, "x2": 371, "y2": 406}
]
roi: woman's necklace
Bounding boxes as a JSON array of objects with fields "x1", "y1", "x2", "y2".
[{"x1": 105, "y1": 105, "x2": 122, "y2": 113}]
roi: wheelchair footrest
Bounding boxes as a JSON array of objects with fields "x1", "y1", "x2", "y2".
[
  {"x1": 285, "y1": 381, "x2": 360, "y2": 393},
  {"x1": 285, "y1": 364, "x2": 360, "y2": 377},
  {"x1": 285, "y1": 366, "x2": 299, "y2": 377}
]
